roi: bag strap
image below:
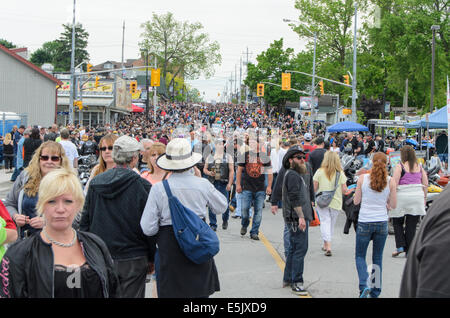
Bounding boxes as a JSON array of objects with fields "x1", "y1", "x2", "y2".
[
  {"x1": 333, "y1": 171, "x2": 341, "y2": 192},
  {"x1": 162, "y1": 180, "x2": 173, "y2": 198}
]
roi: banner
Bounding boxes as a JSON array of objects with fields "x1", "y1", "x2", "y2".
[{"x1": 115, "y1": 77, "x2": 132, "y2": 111}]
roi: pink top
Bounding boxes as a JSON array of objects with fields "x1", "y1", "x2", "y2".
[
  {"x1": 399, "y1": 163, "x2": 422, "y2": 185},
  {"x1": 141, "y1": 171, "x2": 171, "y2": 185}
]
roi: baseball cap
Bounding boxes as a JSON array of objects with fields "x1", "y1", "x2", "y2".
[
  {"x1": 113, "y1": 135, "x2": 144, "y2": 153},
  {"x1": 304, "y1": 133, "x2": 312, "y2": 141}
]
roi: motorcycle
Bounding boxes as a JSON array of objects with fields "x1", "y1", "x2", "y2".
[{"x1": 78, "y1": 154, "x2": 98, "y2": 188}]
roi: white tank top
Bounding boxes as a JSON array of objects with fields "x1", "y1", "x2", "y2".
[{"x1": 359, "y1": 174, "x2": 390, "y2": 223}]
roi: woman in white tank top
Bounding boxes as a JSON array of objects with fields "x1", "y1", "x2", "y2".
[{"x1": 353, "y1": 152, "x2": 397, "y2": 298}]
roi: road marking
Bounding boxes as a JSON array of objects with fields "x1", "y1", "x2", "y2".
[{"x1": 259, "y1": 231, "x2": 312, "y2": 298}]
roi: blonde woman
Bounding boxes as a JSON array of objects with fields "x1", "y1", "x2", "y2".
[
  {"x1": 84, "y1": 133, "x2": 118, "y2": 194},
  {"x1": 141, "y1": 142, "x2": 170, "y2": 185},
  {"x1": 0, "y1": 169, "x2": 121, "y2": 298},
  {"x1": 313, "y1": 151, "x2": 348, "y2": 256},
  {"x1": 3, "y1": 133, "x2": 14, "y2": 173},
  {"x1": 4, "y1": 141, "x2": 72, "y2": 239}
]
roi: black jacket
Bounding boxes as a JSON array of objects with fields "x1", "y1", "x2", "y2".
[
  {"x1": 281, "y1": 169, "x2": 314, "y2": 223},
  {"x1": 271, "y1": 162, "x2": 315, "y2": 207},
  {"x1": 0, "y1": 231, "x2": 121, "y2": 298},
  {"x1": 80, "y1": 167, "x2": 156, "y2": 262},
  {"x1": 23, "y1": 138, "x2": 42, "y2": 168}
]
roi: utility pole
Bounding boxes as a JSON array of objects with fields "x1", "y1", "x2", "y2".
[
  {"x1": 351, "y1": 2, "x2": 358, "y2": 122},
  {"x1": 153, "y1": 54, "x2": 157, "y2": 123},
  {"x1": 235, "y1": 64, "x2": 237, "y2": 101},
  {"x1": 145, "y1": 50, "x2": 149, "y2": 119},
  {"x1": 430, "y1": 25, "x2": 440, "y2": 115},
  {"x1": 239, "y1": 57, "x2": 242, "y2": 105},
  {"x1": 243, "y1": 47, "x2": 252, "y2": 107},
  {"x1": 230, "y1": 73, "x2": 234, "y2": 103},
  {"x1": 121, "y1": 21, "x2": 125, "y2": 78},
  {"x1": 69, "y1": 0, "x2": 76, "y2": 125},
  {"x1": 403, "y1": 78, "x2": 408, "y2": 120}
]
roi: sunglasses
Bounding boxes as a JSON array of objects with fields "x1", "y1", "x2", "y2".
[
  {"x1": 100, "y1": 146, "x2": 113, "y2": 151},
  {"x1": 293, "y1": 155, "x2": 306, "y2": 160},
  {"x1": 40, "y1": 155, "x2": 61, "y2": 162}
]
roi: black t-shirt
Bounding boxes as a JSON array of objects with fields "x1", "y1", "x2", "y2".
[
  {"x1": 365, "y1": 140, "x2": 376, "y2": 155},
  {"x1": 354, "y1": 141, "x2": 364, "y2": 155},
  {"x1": 238, "y1": 151, "x2": 271, "y2": 192},
  {"x1": 308, "y1": 148, "x2": 327, "y2": 176}
]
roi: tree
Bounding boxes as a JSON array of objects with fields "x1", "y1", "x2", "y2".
[
  {"x1": 244, "y1": 39, "x2": 311, "y2": 108},
  {"x1": 30, "y1": 41, "x2": 60, "y2": 67},
  {"x1": 361, "y1": 0, "x2": 449, "y2": 110},
  {"x1": 0, "y1": 39, "x2": 16, "y2": 49},
  {"x1": 139, "y1": 12, "x2": 221, "y2": 97},
  {"x1": 52, "y1": 23, "x2": 90, "y2": 72}
]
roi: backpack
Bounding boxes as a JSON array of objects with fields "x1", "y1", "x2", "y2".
[{"x1": 162, "y1": 180, "x2": 220, "y2": 264}]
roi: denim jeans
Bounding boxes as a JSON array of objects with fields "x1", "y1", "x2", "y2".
[
  {"x1": 438, "y1": 153, "x2": 448, "y2": 163},
  {"x1": 283, "y1": 222, "x2": 309, "y2": 284},
  {"x1": 241, "y1": 190, "x2": 265, "y2": 235},
  {"x1": 208, "y1": 180, "x2": 230, "y2": 228},
  {"x1": 355, "y1": 221, "x2": 388, "y2": 298}
]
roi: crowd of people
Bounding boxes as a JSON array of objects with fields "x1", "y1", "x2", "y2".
[{"x1": 0, "y1": 101, "x2": 449, "y2": 299}]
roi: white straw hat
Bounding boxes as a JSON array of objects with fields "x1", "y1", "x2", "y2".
[{"x1": 156, "y1": 138, "x2": 202, "y2": 171}]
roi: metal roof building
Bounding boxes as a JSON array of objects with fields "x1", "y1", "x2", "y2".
[{"x1": 0, "y1": 44, "x2": 62, "y2": 127}]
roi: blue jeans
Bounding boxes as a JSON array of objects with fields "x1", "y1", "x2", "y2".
[
  {"x1": 438, "y1": 153, "x2": 448, "y2": 163},
  {"x1": 355, "y1": 221, "x2": 388, "y2": 298},
  {"x1": 283, "y1": 222, "x2": 309, "y2": 284},
  {"x1": 241, "y1": 190, "x2": 265, "y2": 235},
  {"x1": 208, "y1": 180, "x2": 230, "y2": 228}
]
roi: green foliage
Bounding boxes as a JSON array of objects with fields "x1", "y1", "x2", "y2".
[
  {"x1": 0, "y1": 39, "x2": 16, "y2": 49},
  {"x1": 357, "y1": 110, "x2": 367, "y2": 124},
  {"x1": 139, "y1": 12, "x2": 221, "y2": 97},
  {"x1": 30, "y1": 24, "x2": 89, "y2": 72}
]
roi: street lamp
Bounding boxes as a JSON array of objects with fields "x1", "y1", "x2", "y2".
[
  {"x1": 283, "y1": 18, "x2": 317, "y2": 132},
  {"x1": 430, "y1": 25, "x2": 440, "y2": 115}
]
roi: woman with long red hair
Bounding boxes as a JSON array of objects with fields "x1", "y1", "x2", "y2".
[{"x1": 353, "y1": 152, "x2": 397, "y2": 298}]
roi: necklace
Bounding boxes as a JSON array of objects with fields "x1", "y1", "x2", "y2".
[{"x1": 43, "y1": 228, "x2": 77, "y2": 248}]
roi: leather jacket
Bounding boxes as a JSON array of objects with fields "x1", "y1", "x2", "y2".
[{"x1": 0, "y1": 231, "x2": 121, "y2": 298}]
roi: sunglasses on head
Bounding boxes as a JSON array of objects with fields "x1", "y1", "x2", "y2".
[
  {"x1": 293, "y1": 155, "x2": 306, "y2": 160},
  {"x1": 100, "y1": 146, "x2": 113, "y2": 151},
  {"x1": 40, "y1": 155, "x2": 61, "y2": 162}
]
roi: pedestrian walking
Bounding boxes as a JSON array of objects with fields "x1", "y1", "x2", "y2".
[
  {"x1": 11, "y1": 129, "x2": 30, "y2": 181},
  {"x1": 141, "y1": 142, "x2": 169, "y2": 185},
  {"x1": 399, "y1": 180, "x2": 450, "y2": 298},
  {"x1": 3, "y1": 133, "x2": 14, "y2": 173},
  {"x1": 4, "y1": 141, "x2": 72, "y2": 239},
  {"x1": 204, "y1": 138, "x2": 234, "y2": 231},
  {"x1": 390, "y1": 145, "x2": 427, "y2": 257},
  {"x1": 313, "y1": 151, "x2": 348, "y2": 256},
  {"x1": 140, "y1": 138, "x2": 227, "y2": 298},
  {"x1": 23, "y1": 127, "x2": 42, "y2": 168},
  {"x1": 80, "y1": 135, "x2": 156, "y2": 298},
  {"x1": 308, "y1": 136, "x2": 327, "y2": 176},
  {"x1": 272, "y1": 146, "x2": 314, "y2": 295},
  {"x1": 353, "y1": 152, "x2": 397, "y2": 298},
  {"x1": 59, "y1": 129, "x2": 78, "y2": 169},
  {"x1": 0, "y1": 168, "x2": 121, "y2": 298},
  {"x1": 236, "y1": 132, "x2": 273, "y2": 240}
]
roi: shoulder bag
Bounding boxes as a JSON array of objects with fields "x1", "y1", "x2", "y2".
[
  {"x1": 315, "y1": 171, "x2": 341, "y2": 209},
  {"x1": 162, "y1": 180, "x2": 220, "y2": 264}
]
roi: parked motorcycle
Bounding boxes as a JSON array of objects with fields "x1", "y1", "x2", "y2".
[{"x1": 78, "y1": 154, "x2": 97, "y2": 188}]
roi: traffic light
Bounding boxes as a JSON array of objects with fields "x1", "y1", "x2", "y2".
[
  {"x1": 218, "y1": 93, "x2": 220, "y2": 97},
  {"x1": 151, "y1": 69, "x2": 161, "y2": 87},
  {"x1": 87, "y1": 63, "x2": 93, "y2": 73},
  {"x1": 343, "y1": 74, "x2": 350, "y2": 85},
  {"x1": 74, "y1": 100, "x2": 83, "y2": 110},
  {"x1": 281, "y1": 73, "x2": 291, "y2": 90},
  {"x1": 130, "y1": 81, "x2": 137, "y2": 94},
  {"x1": 95, "y1": 76, "x2": 99, "y2": 88},
  {"x1": 319, "y1": 80, "x2": 324, "y2": 95},
  {"x1": 257, "y1": 83, "x2": 264, "y2": 97}
]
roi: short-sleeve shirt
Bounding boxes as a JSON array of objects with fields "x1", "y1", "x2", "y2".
[
  {"x1": 313, "y1": 168, "x2": 347, "y2": 211},
  {"x1": 59, "y1": 140, "x2": 79, "y2": 168},
  {"x1": 238, "y1": 151, "x2": 271, "y2": 193}
]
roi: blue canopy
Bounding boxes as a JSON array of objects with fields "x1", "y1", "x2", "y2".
[
  {"x1": 404, "y1": 105, "x2": 448, "y2": 129},
  {"x1": 327, "y1": 121, "x2": 369, "y2": 132}
]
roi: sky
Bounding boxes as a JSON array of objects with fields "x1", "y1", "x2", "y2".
[{"x1": 0, "y1": 0, "x2": 311, "y2": 102}]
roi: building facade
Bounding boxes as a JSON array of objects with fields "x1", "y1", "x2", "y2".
[{"x1": 0, "y1": 44, "x2": 62, "y2": 127}]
